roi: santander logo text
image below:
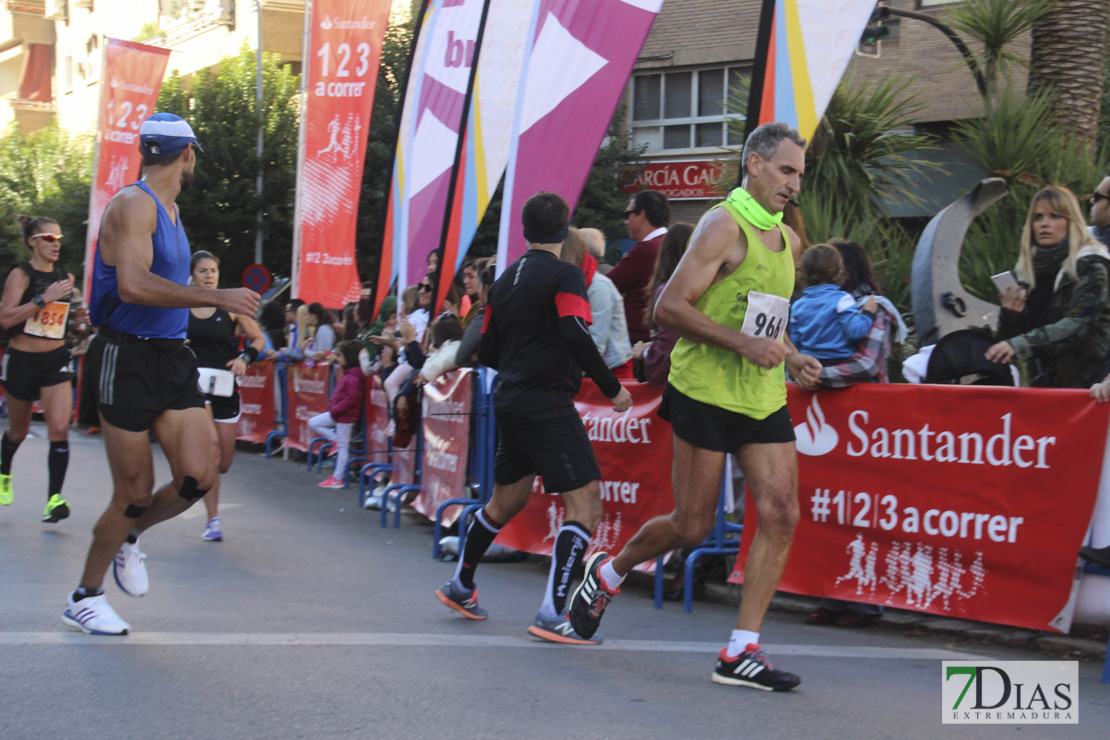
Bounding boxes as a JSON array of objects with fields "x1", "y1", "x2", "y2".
[
  {"x1": 795, "y1": 396, "x2": 838, "y2": 456},
  {"x1": 795, "y1": 397, "x2": 1057, "y2": 469}
]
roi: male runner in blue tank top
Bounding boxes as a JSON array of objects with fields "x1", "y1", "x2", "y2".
[{"x1": 62, "y1": 113, "x2": 260, "y2": 636}]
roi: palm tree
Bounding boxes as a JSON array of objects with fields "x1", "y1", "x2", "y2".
[{"x1": 1026, "y1": 0, "x2": 1110, "y2": 151}]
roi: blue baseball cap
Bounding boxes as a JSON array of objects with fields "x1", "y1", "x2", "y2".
[{"x1": 139, "y1": 112, "x2": 203, "y2": 156}]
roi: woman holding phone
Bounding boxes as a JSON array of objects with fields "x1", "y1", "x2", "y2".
[
  {"x1": 986, "y1": 185, "x2": 1110, "y2": 388},
  {"x1": 0, "y1": 216, "x2": 81, "y2": 522}
]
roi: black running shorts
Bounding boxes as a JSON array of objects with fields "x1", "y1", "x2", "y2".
[
  {"x1": 206, "y1": 390, "x2": 241, "y2": 423},
  {"x1": 494, "y1": 414, "x2": 602, "y2": 493},
  {"x1": 80, "y1": 330, "x2": 205, "y2": 432},
  {"x1": 659, "y1": 383, "x2": 795, "y2": 452},
  {"x1": 0, "y1": 345, "x2": 73, "y2": 402}
]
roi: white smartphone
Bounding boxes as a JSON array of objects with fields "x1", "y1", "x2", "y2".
[{"x1": 991, "y1": 271, "x2": 1020, "y2": 295}]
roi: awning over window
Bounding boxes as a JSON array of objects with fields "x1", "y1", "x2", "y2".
[{"x1": 18, "y1": 43, "x2": 53, "y2": 103}]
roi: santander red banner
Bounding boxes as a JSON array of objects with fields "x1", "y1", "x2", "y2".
[
  {"x1": 283, "y1": 364, "x2": 332, "y2": 452},
  {"x1": 729, "y1": 385, "x2": 1110, "y2": 632},
  {"x1": 412, "y1": 369, "x2": 472, "y2": 526},
  {"x1": 497, "y1": 381, "x2": 673, "y2": 566},
  {"x1": 236, "y1": 361, "x2": 276, "y2": 444},
  {"x1": 83, "y1": 39, "x2": 171, "y2": 299},
  {"x1": 293, "y1": 0, "x2": 390, "y2": 307}
]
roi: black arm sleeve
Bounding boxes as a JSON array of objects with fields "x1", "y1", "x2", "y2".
[{"x1": 559, "y1": 314, "x2": 621, "y2": 398}]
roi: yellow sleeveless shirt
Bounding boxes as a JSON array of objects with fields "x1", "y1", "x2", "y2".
[{"x1": 667, "y1": 199, "x2": 795, "y2": 419}]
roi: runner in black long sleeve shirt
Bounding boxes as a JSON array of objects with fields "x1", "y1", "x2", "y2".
[
  {"x1": 435, "y1": 192, "x2": 632, "y2": 646},
  {"x1": 479, "y1": 249, "x2": 621, "y2": 419}
]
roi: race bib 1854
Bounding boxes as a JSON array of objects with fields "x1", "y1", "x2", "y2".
[{"x1": 24, "y1": 301, "x2": 70, "y2": 340}]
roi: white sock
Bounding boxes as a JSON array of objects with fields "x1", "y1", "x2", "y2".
[
  {"x1": 726, "y1": 629, "x2": 760, "y2": 658},
  {"x1": 599, "y1": 560, "x2": 625, "y2": 591}
]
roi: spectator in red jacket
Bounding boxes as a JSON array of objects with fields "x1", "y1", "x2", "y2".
[
  {"x1": 309, "y1": 340, "x2": 365, "y2": 489},
  {"x1": 607, "y1": 190, "x2": 670, "y2": 342}
]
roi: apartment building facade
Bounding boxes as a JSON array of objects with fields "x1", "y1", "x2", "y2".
[
  {"x1": 628, "y1": 0, "x2": 1015, "y2": 223},
  {"x1": 1, "y1": 0, "x2": 310, "y2": 135}
]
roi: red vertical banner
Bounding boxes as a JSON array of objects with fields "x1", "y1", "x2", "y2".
[
  {"x1": 284, "y1": 363, "x2": 332, "y2": 452},
  {"x1": 497, "y1": 381, "x2": 674, "y2": 565},
  {"x1": 82, "y1": 39, "x2": 172, "y2": 299},
  {"x1": 293, "y1": 0, "x2": 392, "y2": 307},
  {"x1": 236, "y1": 361, "x2": 276, "y2": 444},
  {"x1": 412, "y1": 369, "x2": 472, "y2": 525}
]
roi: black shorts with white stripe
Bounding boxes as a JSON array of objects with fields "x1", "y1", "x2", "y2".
[
  {"x1": 79, "y1": 330, "x2": 205, "y2": 432},
  {"x1": 0, "y1": 345, "x2": 73, "y2": 402}
]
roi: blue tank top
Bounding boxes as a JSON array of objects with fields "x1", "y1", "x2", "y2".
[{"x1": 88, "y1": 181, "x2": 190, "y2": 339}]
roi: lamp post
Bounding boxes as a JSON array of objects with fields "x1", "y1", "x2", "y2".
[{"x1": 254, "y1": 0, "x2": 265, "y2": 266}]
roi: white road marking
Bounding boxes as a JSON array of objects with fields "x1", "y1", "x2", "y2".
[{"x1": 0, "y1": 631, "x2": 987, "y2": 659}]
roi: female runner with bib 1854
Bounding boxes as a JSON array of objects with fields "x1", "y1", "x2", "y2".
[{"x1": 0, "y1": 215, "x2": 85, "y2": 523}]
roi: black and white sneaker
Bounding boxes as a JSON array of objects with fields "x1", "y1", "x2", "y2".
[
  {"x1": 711, "y1": 644, "x2": 801, "y2": 691},
  {"x1": 568, "y1": 551, "x2": 618, "y2": 640}
]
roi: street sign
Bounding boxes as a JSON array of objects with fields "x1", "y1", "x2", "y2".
[{"x1": 243, "y1": 264, "x2": 271, "y2": 294}]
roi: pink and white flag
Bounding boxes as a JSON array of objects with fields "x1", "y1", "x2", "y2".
[
  {"x1": 496, "y1": 0, "x2": 662, "y2": 269},
  {"x1": 383, "y1": 0, "x2": 487, "y2": 296}
]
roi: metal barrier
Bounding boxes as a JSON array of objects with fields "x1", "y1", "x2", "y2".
[
  {"x1": 433, "y1": 367, "x2": 495, "y2": 559},
  {"x1": 264, "y1": 363, "x2": 289, "y2": 458}
]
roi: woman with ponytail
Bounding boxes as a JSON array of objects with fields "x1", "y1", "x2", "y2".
[{"x1": 0, "y1": 215, "x2": 81, "y2": 522}]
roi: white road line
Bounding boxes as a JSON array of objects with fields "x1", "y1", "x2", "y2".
[{"x1": 0, "y1": 632, "x2": 987, "y2": 659}]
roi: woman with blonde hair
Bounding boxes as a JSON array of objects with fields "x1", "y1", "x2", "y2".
[{"x1": 986, "y1": 185, "x2": 1110, "y2": 388}]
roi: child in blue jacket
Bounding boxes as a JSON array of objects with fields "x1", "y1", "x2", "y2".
[{"x1": 789, "y1": 244, "x2": 878, "y2": 363}]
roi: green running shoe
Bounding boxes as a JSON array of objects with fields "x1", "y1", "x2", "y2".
[
  {"x1": 42, "y1": 494, "x2": 70, "y2": 523},
  {"x1": 0, "y1": 474, "x2": 11, "y2": 506}
]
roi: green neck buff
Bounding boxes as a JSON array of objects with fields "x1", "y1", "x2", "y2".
[{"x1": 725, "y1": 187, "x2": 783, "y2": 230}]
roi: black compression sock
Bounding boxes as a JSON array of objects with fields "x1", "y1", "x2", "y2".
[
  {"x1": 454, "y1": 509, "x2": 501, "y2": 591},
  {"x1": 546, "y1": 521, "x2": 591, "y2": 616},
  {"x1": 48, "y1": 440, "x2": 69, "y2": 500},
  {"x1": 73, "y1": 586, "x2": 104, "y2": 601},
  {"x1": 1, "y1": 432, "x2": 21, "y2": 476}
]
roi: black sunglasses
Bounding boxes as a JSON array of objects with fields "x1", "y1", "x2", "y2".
[
  {"x1": 1090, "y1": 192, "x2": 1110, "y2": 204},
  {"x1": 624, "y1": 209, "x2": 639, "y2": 218},
  {"x1": 418, "y1": 283, "x2": 432, "y2": 292}
]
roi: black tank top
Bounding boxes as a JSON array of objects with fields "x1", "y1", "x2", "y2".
[
  {"x1": 8, "y1": 262, "x2": 70, "y2": 337},
  {"x1": 187, "y1": 308, "x2": 238, "y2": 369}
]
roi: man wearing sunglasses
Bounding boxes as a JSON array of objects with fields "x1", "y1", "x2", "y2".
[
  {"x1": 608, "y1": 190, "x2": 669, "y2": 344},
  {"x1": 62, "y1": 113, "x2": 260, "y2": 636},
  {"x1": 1089, "y1": 174, "x2": 1110, "y2": 249}
]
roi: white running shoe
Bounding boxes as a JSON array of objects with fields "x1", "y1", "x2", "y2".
[
  {"x1": 113, "y1": 541, "x2": 148, "y2": 597},
  {"x1": 62, "y1": 593, "x2": 130, "y2": 635}
]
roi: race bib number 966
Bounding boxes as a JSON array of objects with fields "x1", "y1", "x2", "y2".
[{"x1": 740, "y1": 291, "x2": 789, "y2": 341}]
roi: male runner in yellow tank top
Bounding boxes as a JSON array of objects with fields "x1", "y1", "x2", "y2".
[{"x1": 569, "y1": 122, "x2": 822, "y2": 691}]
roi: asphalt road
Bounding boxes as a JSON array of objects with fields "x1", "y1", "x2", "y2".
[{"x1": 2, "y1": 422, "x2": 1108, "y2": 739}]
